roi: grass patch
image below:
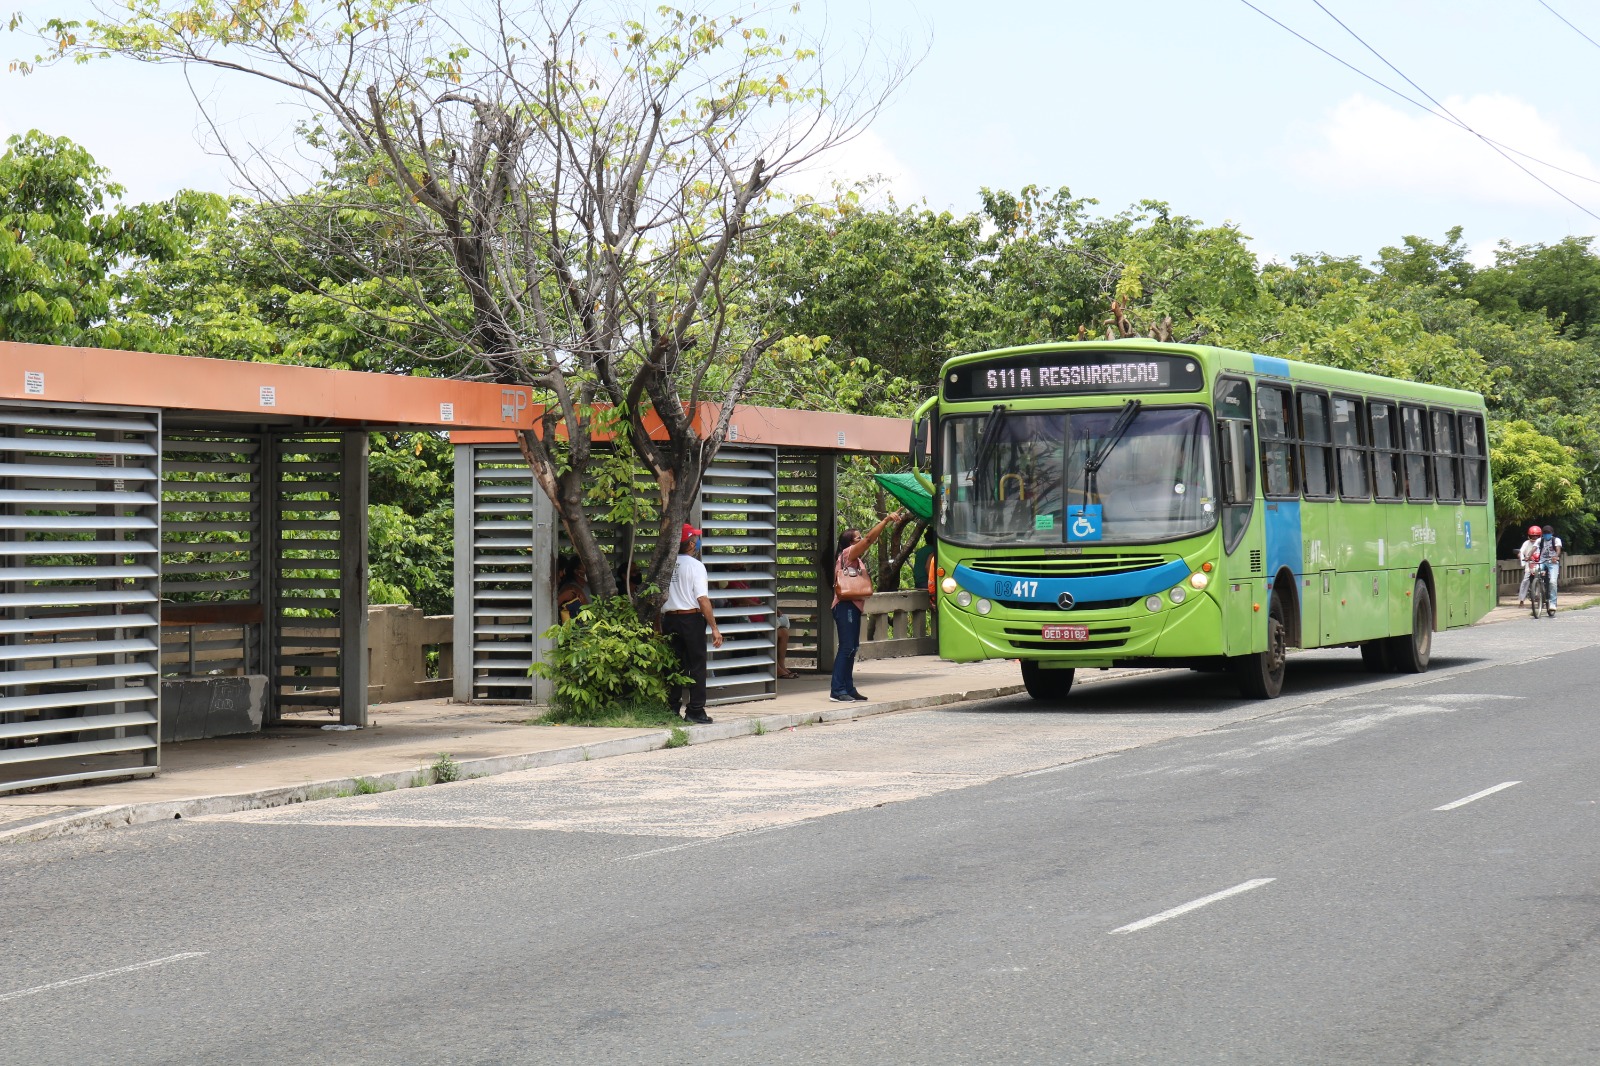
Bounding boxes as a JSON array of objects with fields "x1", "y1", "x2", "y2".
[
  {"x1": 752, "y1": 719, "x2": 766, "y2": 736},
  {"x1": 353, "y1": 777, "x2": 395, "y2": 795},
  {"x1": 531, "y1": 697, "x2": 684, "y2": 730},
  {"x1": 665, "y1": 726, "x2": 690, "y2": 748}
]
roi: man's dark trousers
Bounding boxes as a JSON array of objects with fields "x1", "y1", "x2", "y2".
[{"x1": 662, "y1": 612, "x2": 709, "y2": 719}]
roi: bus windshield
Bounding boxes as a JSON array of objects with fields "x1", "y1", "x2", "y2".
[{"x1": 940, "y1": 406, "x2": 1217, "y2": 546}]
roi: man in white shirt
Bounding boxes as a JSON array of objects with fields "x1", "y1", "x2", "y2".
[{"x1": 661, "y1": 523, "x2": 723, "y2": 724}]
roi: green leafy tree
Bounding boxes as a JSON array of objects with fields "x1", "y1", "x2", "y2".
[
  {"x1": 1489, "y1": 420, "x2": 1584, "y2": 538},
  {"x1": 0, "y1": 130, "x2": 221, "y2": 347}
]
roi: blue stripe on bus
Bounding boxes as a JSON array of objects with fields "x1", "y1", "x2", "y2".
[
  {"x1": 1264, "y1": 500, "x2": 1303, "y2": 581},
  {"x1": 953, "y1": 559, "x2": 1194, "y2": 605},
  {"x1": 1253, "y1": 354, "x2": 1292, "y2": 379}
]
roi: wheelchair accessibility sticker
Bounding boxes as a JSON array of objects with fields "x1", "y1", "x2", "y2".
[{"x1": 1066, "y1": 504, "x2": 1103, "y2": 543}]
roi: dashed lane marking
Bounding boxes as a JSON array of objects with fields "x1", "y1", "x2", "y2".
[
  {"x1": 1110, "y1": 879, "x2": 1276, "y2": 935},
  {"x1": 1435, "y1": 781, "x2": 1522, "y2": 811},
  {"x1": 0, "y1": 953, "x2": 207, "y2": 1004}
]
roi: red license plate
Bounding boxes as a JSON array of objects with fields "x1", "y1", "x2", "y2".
[{"x1": 1041, "y1": 624, "x2": 1090, "y2": 641}]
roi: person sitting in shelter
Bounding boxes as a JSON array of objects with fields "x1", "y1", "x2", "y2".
[
  {"x1": 726, "y1": 578, "x2": 795, "y2": 679},
  {"x1": 556, "y1": 553, "x2": 591, "y2": 624}
]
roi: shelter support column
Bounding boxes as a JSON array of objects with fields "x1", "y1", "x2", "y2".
[
  {"x1": 815, "y1": 453, "x2": 837, "y2": 673},
  {"x1": 339, "y1": 433, "x2": 370, "y2": 726},
  {"x1": 451, "y1": 444, "x2": 474, "y2": 703}
]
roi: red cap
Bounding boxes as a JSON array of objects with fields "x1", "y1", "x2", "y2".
[{"x1": 681, "y1": 523, "x2": 702, "y2": 540}]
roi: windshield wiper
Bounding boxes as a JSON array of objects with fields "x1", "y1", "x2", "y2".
[
  {"x1": 1083, "y1": 399, "x2": 1142, "y2": 504},
  {"x1": 971, "y1": 404, "x2": 1006, "y2": 498}
]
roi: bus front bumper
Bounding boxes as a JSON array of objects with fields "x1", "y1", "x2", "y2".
[{"x1": 938, "y1": 593, "x2": 1225, "y2": 667}]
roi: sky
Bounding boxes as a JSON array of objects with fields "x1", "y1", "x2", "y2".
[{"x1": 3, "y1": 0, "x2": 1598, "y2": 267}]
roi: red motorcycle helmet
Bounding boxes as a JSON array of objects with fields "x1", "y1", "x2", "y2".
[{"x1": 1529, "y1": 525, "x2": 1542, "y2": 536}]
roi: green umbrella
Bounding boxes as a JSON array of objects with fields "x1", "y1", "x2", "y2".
[{"x1": 873, "y1": 471, "x2": 934, "y2": 522}]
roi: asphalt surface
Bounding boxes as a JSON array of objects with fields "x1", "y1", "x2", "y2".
[{"x1": 4, "y1": 608, "x2": 1600, "y2": 1064}]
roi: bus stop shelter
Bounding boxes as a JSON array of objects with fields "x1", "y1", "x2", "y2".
[
  {"x1": 452, "y1": 407, "x2": 912, "y2": 707},
  {"x1": 0, "y1": 341, "x2": 537, "y2": 795}
]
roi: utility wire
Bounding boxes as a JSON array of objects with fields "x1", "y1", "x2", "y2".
[
  {"x1": 1236, "y1": 0, "x2": 1600, "y2": 194},
  {"x1": 1538, "y1": 0, "x2": 1600, "y2": 52},
  {"x1": 1306, "y1": 0, "x2": 1600, "y2": 222}
]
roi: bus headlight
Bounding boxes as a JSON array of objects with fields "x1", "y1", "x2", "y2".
[
  {"x1": 1169, "y1": 586, "x2": 1187, "y2": 604},
  {"x1": 976, "y1": 598, "x2": 992, "y2": 615},
  {"x1": 956, "y1": 590, "x2": 972, "y2": 608},
  {"x1": 1189, "y1": 572, "x2": 1209, "y2": 590},
  {"x1": 1145, "y1": 596, "x2": 1163, "y2": 612},
  {"x1": 941, "y1": 576, "x2": 959, "y2": 595}
]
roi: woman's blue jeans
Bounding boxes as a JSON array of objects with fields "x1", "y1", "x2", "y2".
[{"x1": 831, "y1": 600, "x2": 862, "y2": 698}]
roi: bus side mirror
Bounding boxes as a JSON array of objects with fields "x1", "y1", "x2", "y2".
[
  {"x1": 911, "y1": 417, "x2": 930, "y2": 468},
  {"x1": 1221, "y1": 420, "x2": 1253, "y2": 504}
]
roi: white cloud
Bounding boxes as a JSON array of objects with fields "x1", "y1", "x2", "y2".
[
  {"x1": 778, "y1": 126, "x2": 923, "y2": 207},
  {"x1": 1291, "y1": 93, "x2": 1599, "y2": 208}
]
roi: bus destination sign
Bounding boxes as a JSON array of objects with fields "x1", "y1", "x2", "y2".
[{"x1": 944, "y1": 351, "x2": 1204, "y2": 401}]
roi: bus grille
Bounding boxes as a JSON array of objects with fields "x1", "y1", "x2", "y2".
[
  {"x1": 965, "y1": 554, "x2": 1170, "y2": 578},
  {"x1": 1249, "y1": 550, "x2": 1263, "y2": 574},
  {"x1": 996, "y1": 597, "x2": 1139, "y2": 612}
]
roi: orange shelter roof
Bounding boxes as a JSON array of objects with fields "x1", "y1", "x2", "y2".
[{"x1": 0, "y1": 342, "x2": 910, "y2": 452}]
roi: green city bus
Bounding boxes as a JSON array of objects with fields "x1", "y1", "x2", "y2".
[{"x1": 910, "y1": 340, "x2": 1495, "y2": 700}]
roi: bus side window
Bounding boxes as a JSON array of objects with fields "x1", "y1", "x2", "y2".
[
  {"x1": 1400, "y1": 404, "x2": 1432, "y2": 501},
  {"x1": 1257, "y1": 384, "x2": 1297, "y2": 498},
  {"x1": 1460, "y1": 413, "x2": 1488, "y2": 503},
  {"x1": 1431, "y1": 408, "x2": 1460, "y2": 501},
  {"x1": 1297, "y1": 390, "x2": 1334, "y2": 499},
  {"x1": 1369, "y1": 401, "x2": 1402, "y2": 501},
  {"x1": 1332, "y1": 394, "x2": 1370, "y2": 500}
]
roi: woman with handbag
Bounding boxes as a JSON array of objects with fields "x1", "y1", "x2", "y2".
[{"x1": 830, "y1": 510, "x2": 907, "y2": 703}]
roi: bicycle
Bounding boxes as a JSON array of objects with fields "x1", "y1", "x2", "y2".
[{"x1": 1529, "y1": 565, "x2": 1550, "y2": 619}]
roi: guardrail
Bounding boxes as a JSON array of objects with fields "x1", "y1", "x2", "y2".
[{"x1": 1496, "y1": 553, "x2": 1600, "y2": 595}]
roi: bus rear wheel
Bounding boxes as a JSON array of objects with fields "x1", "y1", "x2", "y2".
[
  {"x1": 1234, "y1": 596, "x2": 1287, "y2": 699},
  {"x1": 1021, "y1": 661, "x2": 1075, "y2": 701},
  {"x1": 1384, "y1": 579, "x2": 1432, "y2": 674}
]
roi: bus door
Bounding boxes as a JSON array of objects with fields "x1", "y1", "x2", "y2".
[
  {"x1": 1318, "y1": 569, "x2": 1339, "y2": 645},
  {"x1": 1446, "y1": 565, "x2": 1473, "y2": 627}
]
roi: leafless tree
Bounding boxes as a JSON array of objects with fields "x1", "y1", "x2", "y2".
[{"x1": 30, "y1": 0, "x2": 911, "y2": 611}]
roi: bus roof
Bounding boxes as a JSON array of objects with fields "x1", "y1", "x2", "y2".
[{"x1": 939, "y1": 339, "x2": 1486, "y2": 410}]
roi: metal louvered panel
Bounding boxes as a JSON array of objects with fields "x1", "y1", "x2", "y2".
[
  {"x1": 701, "y1": 447, "x2": 778, "y2": 705},
  {"x1": 0, "y1": 403, "x2": 163, "y2": 795},
  {"x1": 777, "y1": 451, "x2": 826, "y2": 659},
  {"x1": 269, "y1": 434, "x2": 367, "y2": 723},
  {"x1": 459, "y1": 445, "x2": 550, "y2": 701}
]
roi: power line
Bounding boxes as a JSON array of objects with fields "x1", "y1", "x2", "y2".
[
  {"x1": 1306, "y1": 0, "x2": 1600, "y2": 222},
  {"x1": 1538, "y1": 1, "x2": 1600, "y2": 52},
  {"x1": 1236, "y1": 0, "x2": 1600, "y2": 196}
]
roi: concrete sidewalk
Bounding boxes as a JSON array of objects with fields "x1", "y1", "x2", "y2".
[
  {"x1": 5, "y1": 586, "x2": 1597, "y2": 847},
  {"x1": 0, "y1": 657, "x2": 1047, "y2": 844}
]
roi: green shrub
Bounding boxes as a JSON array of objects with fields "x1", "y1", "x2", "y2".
[
  {"x1": 431, "y1": 752, "x2": 461, "y2": 783},
  {"x1": 531, "y1": 596, "x2": 688, "y2": 718},
  {"x1": 666, "y1": 726, "x2": 690, "y2": 748}
]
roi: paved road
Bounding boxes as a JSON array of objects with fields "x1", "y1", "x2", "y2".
[{"x1": 4, "y1": 610, "x2": 1600, "y2": 1064}]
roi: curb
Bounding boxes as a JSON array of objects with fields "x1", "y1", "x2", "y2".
[{"x1": 0, "y1": 682, "x2": 1029, "y2": 848}]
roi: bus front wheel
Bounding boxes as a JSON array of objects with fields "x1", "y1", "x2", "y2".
[
  {"x1": 1021, "y1": 661, "x2": 1075, "y2": 701},
  {"x1": 1234, "y1": 597, "x2": 1287, "y2": 699},
  {"x1": 1384, "y1": 579, "x2": 1432, "y2": 674}
]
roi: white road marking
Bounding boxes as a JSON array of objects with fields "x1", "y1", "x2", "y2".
[
  {"x1": 1435, "y1": 781, "x2": 1522, "y2": 811},
  {"x1": 1110, "y1": 879, "x2": 1275, "y2": 935},
  {"x1": 0, "y1": 953, "x2": 207, "y2": 1004}
]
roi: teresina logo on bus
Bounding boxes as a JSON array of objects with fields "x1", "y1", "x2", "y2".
[{"x1": 946, "y1": 351, "x2": 1200, "y2": 400}]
